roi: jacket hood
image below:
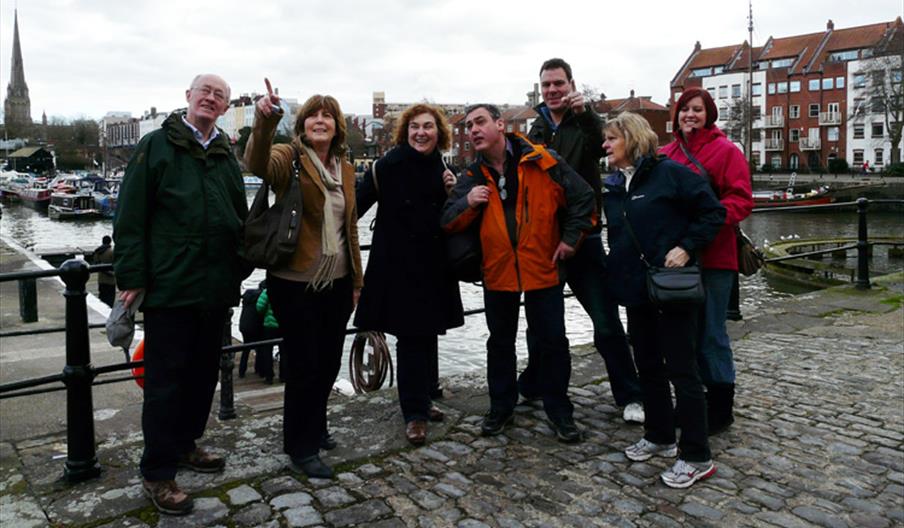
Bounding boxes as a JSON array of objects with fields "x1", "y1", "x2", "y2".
[
  {"x1": 603, "y1": 155, "x2": 659, "y2": 188},
  {"x1": 672, "y1": 124, "x2": 727, "y2": 152}
]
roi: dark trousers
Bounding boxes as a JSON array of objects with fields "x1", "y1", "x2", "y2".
[
  {"x1": 267, "y1": 274, "x2": 352, "y2": 459},
  {"x1": 140, "y1": 305, "x2": 227, "y2": 481},
  {"x1": 396, "y1": 334, "x2": 437, "y2": 422},
  {"x1": 485, "y1": 284, "x2": 573, "y2": 420},
  {"x1": 520, "y1": 236, "x2": 642, "y2": 406},
  {"x1": 239, "y1": 327, "x2": 278, "y2": 379},
  {"x1": 98, "y1": 282, "x2": 116, "y2": 308},
  {"x1": 627, "y1": 304, "x2": 711, "y2": 462}
]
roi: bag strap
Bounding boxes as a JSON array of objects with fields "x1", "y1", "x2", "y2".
[
  {"x1": 371, "y1": 159, "x2": 379, "y2": 194},
  {"x1": 621, "y1": 210, "x2": 652, "y2": 270},
  {"x1": 678, "y1": 141, "x2": 709, "y2": 182}
]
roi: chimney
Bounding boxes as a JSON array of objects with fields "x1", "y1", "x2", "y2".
[
  {"x1": 630, "y1": 89, "x2": 635, "y2": 98},
  {"x1": 151, "y1": 106, "x2": 157, "y2": 118},
  {"x1": 694, "y1": 41, "x2": 701, "y2": 51},
  {"x1": 827, "y1": 19, "x2": 834, "y2": 31}
]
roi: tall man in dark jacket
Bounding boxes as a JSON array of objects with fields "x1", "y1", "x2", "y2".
[
  {"x1": 523, "y1": 58, "x2": 645, "y2": 424},
  {"x1": 114, "y1": 74, "x2": 248, "y2": 516},
  {"x1": 442, "y1": 104, "x2": 595, "y2": 443}
]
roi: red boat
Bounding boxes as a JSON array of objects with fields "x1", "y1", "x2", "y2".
[
  {"x1": 17, "y1": 178, "x2": 52, "y2": 210},
  {"x1": 753, "y1": 187, "x2": 834, "y2": 208}
]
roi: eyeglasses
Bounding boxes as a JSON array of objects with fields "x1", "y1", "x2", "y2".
[
  {"x1": 193, "y1": 85, "x2": 227, "y2": 103},
  {"x1": 498, "y1": 174, "x2": 507, "y2": 200}
]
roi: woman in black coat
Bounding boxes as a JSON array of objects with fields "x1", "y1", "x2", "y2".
[{"x1": 355, "y1": 103, "x2": 464, "y2": 446}]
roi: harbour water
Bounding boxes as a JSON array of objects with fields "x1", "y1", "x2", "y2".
[{"x1": 1, "y1": 195, "x2": 901, "y2": 379}]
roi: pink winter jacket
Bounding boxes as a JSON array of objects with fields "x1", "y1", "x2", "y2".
[{"x1": 660, "y1": 125, "x2": 754, "y2": 271}]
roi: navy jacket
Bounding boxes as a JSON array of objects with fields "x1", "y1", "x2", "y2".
[{"x1": 603, "y1": 155, "x2": 725, "y2": 307}]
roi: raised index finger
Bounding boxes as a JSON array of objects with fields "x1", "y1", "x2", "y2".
[{"x1": 264, "y1": 78, "x2": 274, "y2": 97}]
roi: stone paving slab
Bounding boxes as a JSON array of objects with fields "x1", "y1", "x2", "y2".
[{"x1": 0, "y1": 276, "x2": 902, "y2": 527}]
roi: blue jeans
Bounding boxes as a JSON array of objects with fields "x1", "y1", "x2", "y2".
[
  {"x1": 519, "y1": 236, "x2": 642, "y2": 406},
  {"x1": 698, "y1": 269, "x2": 736, "y2": 385},
  {"x1": 485, "y1": 284, "x2": 574, "y2": 421}
]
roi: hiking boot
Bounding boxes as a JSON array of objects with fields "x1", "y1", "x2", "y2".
[
  {"x1": 480, "y1": 408, "x2": 513, "y2": 436},
  {"x1": 660, "y1": 459, "x2": 717, "y2": 488},
  {"x1": 546, "y1": 416, "x2": 584, "y2": 443},
  {"x1": 143, "y1": 479, "x2": 193, "y2": 515},
  {"x1": 624, "y1": 438, "x2": 678, "y2": 462},
  {"x1": 291, "y1": 454, "x2": 334, "y2": 479},
  {"x1": 177, "y1": 447, "x2": 225, "y2": 473},
  {"x1": 622, "y1": 402, "x2": 645, "y2": 424}
]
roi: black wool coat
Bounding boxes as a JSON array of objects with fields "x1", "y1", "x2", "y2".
[{"x1": 354, "y1": 144, "x2": 464, "y2": 336}]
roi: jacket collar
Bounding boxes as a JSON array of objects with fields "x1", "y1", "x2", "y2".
[
  {"x1": 672, "y1": 124, "x2": 726, "y2": 152},
  {"x1": 603, "y1": 155, "x2": 659, "y2": 189},
  {"x1": 163, "y1": 113, "x2": 231, "y2": 157}
]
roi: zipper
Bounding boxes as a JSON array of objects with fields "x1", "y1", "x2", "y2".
[{"x1": 288, "y1": 209, "x2": 298, "y2": 240}]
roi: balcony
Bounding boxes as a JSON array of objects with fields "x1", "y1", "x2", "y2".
[
  {"x1": 763, "y1": 115, "x2": 784, "y2": 128},
  {"x1": 800, "y1": 137, "x2": 821, "y2": 150},
  {"x1": 819, "y1": 112, "x2": 842, "y2": 126},
  {"x1": 764, "y1": 138, "x2": 784, "y2": 151}
]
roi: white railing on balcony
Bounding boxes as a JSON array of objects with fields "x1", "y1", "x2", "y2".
[
  {"x1": 763, "y1": 115, "x2": 784, "y2": 128},
  {"x1": 819, "y1": 112, "x2": 842, "y2": 126},
  {"x1": 799, "y1": 137, "x2": 821, "y2": 150},
  {"x1": 764, "y1": 138, "x2": 784, "y2": 150}
]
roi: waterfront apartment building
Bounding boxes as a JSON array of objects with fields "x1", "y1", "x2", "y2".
[{"x1": 670, "y1": 18, "x2": 903, "y2": 171}]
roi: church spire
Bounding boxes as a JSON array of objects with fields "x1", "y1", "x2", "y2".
[{"x1": 5, "y1": 9, "x2": 33, "y2": 130}]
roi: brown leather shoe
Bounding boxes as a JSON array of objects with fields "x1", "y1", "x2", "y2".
[
  {"x1": 143, "y1": 479, "x2": 193, "y2": 515},
  {"x1": 177, "y1": 447, "x2": 225, "y2": 473},
  {"x1": 406, "y1": 420, "x2": 427, "y2": 446},
  {"x1": 428, "y1": 405, "x2": 445, "y2": 422}
]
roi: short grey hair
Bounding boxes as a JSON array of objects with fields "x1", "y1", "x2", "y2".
[{"x1": 189, "y1": 73, "x2": 231, "y2": 101}]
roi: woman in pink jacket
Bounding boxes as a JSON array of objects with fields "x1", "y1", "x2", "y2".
[{"x1": 660, "y1": 87, "x2": 754, "y2": 434}]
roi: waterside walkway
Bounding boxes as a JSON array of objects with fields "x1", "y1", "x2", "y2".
[{"x1": 1, "y1": 248, "x2": 902, "y2": 526}]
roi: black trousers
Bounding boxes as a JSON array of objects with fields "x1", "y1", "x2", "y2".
[
  {"x1": 627, "y1": 303, "x2": 711, "y2": 462},
  {"x1": 239, "y1": 326, "x2": 278, "y2": 379},
  {"x1": 396, "y1": 334, "x2": 438, "y2": 422},
  {"x1": 267, "y1": 274, "x2": 353, "y2": 459},
  {"x1": 484, "y1": 284, "x2": 573, "y2": 421},
  {"x1": 140, "y1": 305, "x2": 227, "y2": 481},
  {"x1": 98, "y1": 282, "x2": 116, "y2": 308}
]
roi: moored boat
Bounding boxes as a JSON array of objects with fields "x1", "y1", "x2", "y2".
[
  {"x1": 753, "y1": 186, "x2": 835, "y2": 208},
  {"x1": 18, "y1": 178, "x2": 53, "y2": 210},
  {"x1": 48, "y1": 192, "x2": 100, "y2": 220}
]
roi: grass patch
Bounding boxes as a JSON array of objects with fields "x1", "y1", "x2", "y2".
[{"x1": 880, "y1": 294, "x2": 904, "y2": 310}]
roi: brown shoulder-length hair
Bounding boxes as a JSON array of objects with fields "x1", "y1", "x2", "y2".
[
  {"x1": 392, "y1": 103, "x2": 452, "y2": 152},
  {"x1": 294, "y1": 94, "x2": 347, "y2": 159}
]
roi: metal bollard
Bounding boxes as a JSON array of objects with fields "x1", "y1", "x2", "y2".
[
  {"x1": 59, "y1": 259, "x2": 102, "y2": 483},
  {"x1": 218, "y1": 308, "x2": 237, "y2": 420},
  {"x1": 18, "y1": 278, "x2": 38, "y2": 322},
  {"x1": 855, "y1": 198, "x2": 871, "y2": 290}
]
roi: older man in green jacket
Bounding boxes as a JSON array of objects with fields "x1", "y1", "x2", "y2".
[{"x1": 113, "y1": 73, "x2": 247, "y2": 516}]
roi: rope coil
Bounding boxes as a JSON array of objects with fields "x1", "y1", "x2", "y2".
[{"x1": 349, "y1": 331, "x2": 393, "y2": 394}]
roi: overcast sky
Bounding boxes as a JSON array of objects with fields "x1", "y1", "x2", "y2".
[{"x1": 1, "y1": 0, "x2": 900, "y2": 122}]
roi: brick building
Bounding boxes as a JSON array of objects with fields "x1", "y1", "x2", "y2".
[
  {"x1": 595, "y1": 91, "x2": 671, "y2": 146},
  {"x1": 670, "y1": 18, "x2": 903, "y2": 171}
]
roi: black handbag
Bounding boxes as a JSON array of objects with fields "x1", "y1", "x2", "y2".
[
  {"x1": 623, "y1": 211, "x2": 704, "y2": 307},
  {"x1": 446, "y1": 220, "x2": 483, "y2": 282},
  {"x1": 243, "y1": 147, "x2": 303, "y2": 269}
]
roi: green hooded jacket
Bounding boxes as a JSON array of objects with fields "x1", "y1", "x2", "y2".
[{"x1": 113, "y1": 113, "x2": 248, "y2": 309}]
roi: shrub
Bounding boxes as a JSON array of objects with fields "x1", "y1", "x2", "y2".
[{"x1": 828, "y1": 158, "x2": 849, "y2": 173}]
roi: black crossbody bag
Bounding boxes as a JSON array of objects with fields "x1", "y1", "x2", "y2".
[{"x1": 243, "y1": 146, "x2": 303, "y2": 269}]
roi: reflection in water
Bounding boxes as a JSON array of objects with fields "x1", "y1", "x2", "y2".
[{"x1": 2, "y1": 199, "x2": 901, "y2": 378}]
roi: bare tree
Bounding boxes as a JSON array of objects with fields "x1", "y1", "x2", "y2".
[
  {"x1": 722, "y1": 95, "x2": 758, "y2": 155},
  {"x1": 850, "y1": 40, "x2": 903, "y2": 164},
  {"x1": 580, "y1": 84, "x2": 605, "y2": 104}
]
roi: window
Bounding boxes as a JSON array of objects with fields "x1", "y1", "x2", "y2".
[
  {"x1": 464, "y1": 141, "x2": 470, "y2": 151},
  {"x1": 852, "y1": 98, "x2": 866, "y2": 116},
  {"x1": 752, "y1": 83, "x2": 763, "y2": 96},
  {"x1": 822, "y1": 78, "x2": 834, "y2": 90},
  {"x1": 752, "y1": 106, "x2": 762, "y2": 119},
  {"x1": 853, "y1": 125, "x2": 864, "y2": 139},
  {"x1": 790, "y1": 129, "x2": 800, "y2": 142},
  {"x1": 872, "y1": 123, "x2": 884, "y2": 138},
  {"x1": 875, "y1": 149, "x2": 884, "y2": 165},
  {"x1": 872, "y1": 71, "x2": 886, "y2": 84},
  {"x1": 719, "y1": 86, "x2": 728, "y2": 99},
  {"x1": 853, "y1": 150, "x2": 864, "y2": 164},
  {"x1": 691, "y1": 67, "x2": 712, "y2": 77},
  {"x1": 871, "y1": 97, "x2": 885, "y2": 113},
  {"x1": 752, "y1": 129, "x2": 761, "y2": 141},
  {"x1": 768, "y1": 83, "x2": 776, "y2": 95},
  {"x1": 772, "y1": 58, "x2": 793, "y2": 68},
  {"x1": 706, "y1": 87, "x2": 716, "y2": 99},
  {"x1": 790, "y1": 81, "x2": 801, "y2": 93},
  {"x1": 828, "y1": 50, "x2": 860, "y2": 62},
  {"x1": 809, "y1": 104, "x2": 820, "y2": 117},
  {"x1": 732, "y1": 84, "x2": 741, "y2": 98},
  {"x1": 835, "y1": 77, "x2": 845, "y2": 89},
  {"x1": 777, "y1": 82, "x2": 788, "y2": 94},
  {"x1": 506, "y1": 124, "x2": 513, "y2": 133},
  {"x1": 790, "y1": 105, "x2": 800, "y2": 119},
  {"x1": 853, "y1": 74, "x2": 866, "y2": 88},
  {"x1": 893, "y1": 70, "x2": 903, "y2": 83},
  {"x1": 666, "y1": 122, "x2": 673, "y2": 133},
  {"x1": 713, "y1": 66, "x2": 724, "y2": 75},
  {"x1": 828, "y1": 127, "x2": 839, "y2": 141},
  {"x1": 771, "y1": 155, "x2": 782, "y2": 169},
  {"x1": 674, "y1": 92, "x2": 682, "y2": 102},
  {"x1": 809, "y1": 79, "x2": 821, "y2": 91}
]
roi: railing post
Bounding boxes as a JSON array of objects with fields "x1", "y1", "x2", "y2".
[
  {"x1": 727, "y1": 272, "x2": 742, "y2": 321},
  {"x1": 855, "y1": 197, "x2": 871, "y2": 290},
  {"x1": 218, "y1": 308, "x2": 237, "y2": 420},
  {"x1": 59, "y1": 259, "x2": 102, "y2": 483},
  {"x1": 18, "y1": 278, "x2": 38, "y2": 323}
]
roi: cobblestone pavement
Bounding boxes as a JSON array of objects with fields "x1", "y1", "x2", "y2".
[{"x1": 1, "y1": 276, "x2": 902, "y2": 527}]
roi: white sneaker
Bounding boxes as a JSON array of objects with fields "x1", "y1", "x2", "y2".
[
  {"x1": 624, "y1": 437, "x2": 678, "y2": 462},
  {"x1": 660, "y1": 459, "x2": 717, "y2": 488},
  {"x1": 622, "y1": 402, "x2": 645, "y2": 424}
]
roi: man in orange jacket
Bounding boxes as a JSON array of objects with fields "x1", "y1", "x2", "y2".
[{"x1": 441, "y1": 104, "x2": 595, "y2": 442}]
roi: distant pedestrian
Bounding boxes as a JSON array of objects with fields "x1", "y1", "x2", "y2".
[
  {"x1": 92, "y1": 235, "x2": 115, "y2": 308},
  {"x1": 441, "y1": 104, "x2": 595, "y2": 443},
  {"x1": 863, "y1": 161, "x2": 870, "y2": 174},
  {"x1": 114, "y1": 73, "x2": 247, "y2": 515},
  {"x1": 238, "y1": 282, "x2": 264, "y2": 379},
  {"x1": 355, "y1": 103, "x2": 464, "y2": 447},
  {"x1": 254, "y1": 286, "x2": 281, "y2": 384}
]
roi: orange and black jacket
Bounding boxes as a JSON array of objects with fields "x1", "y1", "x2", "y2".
[{"x1": 441, "y1": 134, "x2": 596, "y2": 292}]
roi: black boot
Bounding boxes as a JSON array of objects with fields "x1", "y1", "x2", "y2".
[{"x1": 707, "y1": 383, "x2": 735, "y2": 435}]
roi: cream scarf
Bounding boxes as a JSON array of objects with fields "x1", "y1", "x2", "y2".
[{"x1": 300, "y1": 143, "x2": 344, "y2": 291}]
